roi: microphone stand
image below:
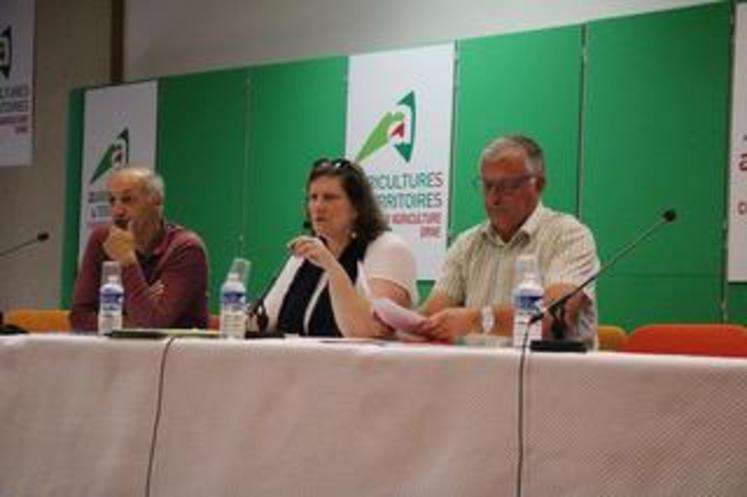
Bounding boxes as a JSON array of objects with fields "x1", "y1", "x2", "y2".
[
  {"x1": 0, "y1": 233, "x2": 49, "y2": 334},
  {"x1": 0, "y1": 310, "x2": 28, "y2": 334},
  {"x1": 0, "y1": 232, "x2": 50, "y2": 260},
  {"x1": 529, "y1": 209, "x2": 677, "y2": 352},
  {"x1": 244, "y1": 256, "x2": 289, "y2": 338},
  {"x1": 246, "y1": 233, "x2": 328, "y2": 337}
]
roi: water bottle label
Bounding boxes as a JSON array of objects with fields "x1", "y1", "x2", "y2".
[
  {"x1": 221, "y1": 291, "x2": 246, "y2": 306},
  {"x1": 514, "y1": 294, "x2": 542, "y2": 313},
  {"x1": 513, "y1": 292, "x2": 543, "y2": 348},
  {"x1": 99, "y1": 286, "x2": 123, "y2": 334},
  {"x1": 100, "y1": 289, "x2": 124, "y2": 311}
]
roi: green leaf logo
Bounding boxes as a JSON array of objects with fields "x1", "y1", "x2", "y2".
[
  {"x1": 90, "y1": 128, "x2": 130, "y2": 184},
  {"x1": 355, "y1": 91, "x2": 416, "y2": 164}
]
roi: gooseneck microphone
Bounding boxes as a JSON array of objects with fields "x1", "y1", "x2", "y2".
[
  {"x1": 245, "y1": 255, "x2": 290, "y2": 335},
  {"x1": 0, "y1": 232, "x2": 50, "y2": 333},
  {"x1": 529, "y1": 208, "x2": 678, "y2": 350},
  {"x1": 0, "y1": 231, "x2": 50, "y2": 260}
]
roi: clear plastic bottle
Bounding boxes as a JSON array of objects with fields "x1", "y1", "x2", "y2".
[
  {"x1": 220, "y1": 272, "x2": 247, "y2": 339},
  {"x1": 512, "y1": 254, "x2": 544, "y2": 348},
  {"x1": 98, "y1": 274, "x2": 124, "y2": 335}
]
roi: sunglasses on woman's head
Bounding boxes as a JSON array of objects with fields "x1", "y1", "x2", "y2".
[{"x1": 312, "y1": 158, "x2": 354, "y2": 170}]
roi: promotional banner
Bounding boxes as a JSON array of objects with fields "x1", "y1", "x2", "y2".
[
  {"x1": 0, "y1": 0, "x2": 34, "y2": 166},
  {"x1": 346, "y1": 44, "x2": 454, "y2": 280},
  {"x1": 79, "y1": 81, "x2": 158, "y2": 260},
  {"x1": 728, "y1": 4, "x2": 747, "y2": 281}
]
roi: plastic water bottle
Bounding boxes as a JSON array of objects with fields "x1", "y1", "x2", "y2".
[
  {"x1": 512, "y1": 254, "x2": 544, "y2": 348},
  {"x1": 220, "y1": 272, "x2": 247, "y2": 339},
  {"x1": 98, "y1": 274, "x2": 124, "y2": 335}
]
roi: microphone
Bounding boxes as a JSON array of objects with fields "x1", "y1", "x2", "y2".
[
  {"x1": 246, "y1": 233, "x2": 325, "y2": 335},
  {"x1": 245, "y1": 255, "x2": 290, "y2": 336},
  {"x1": 0, "y1": 231, "x2": 50, "y2": 334},
  {"x1": 529, "y1": 208, "x2": 677, "y2": 351},
  {"x1": 0, "y1": 311, "x2": 28, "y2": 335},
  {"x1": 0, "y1": 231, "x2": 50, "y2": 260}
]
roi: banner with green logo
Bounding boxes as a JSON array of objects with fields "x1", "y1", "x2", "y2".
[
  {"x1": 0, "y1": 0, "x2": 33, "y2": 166},
  {"x1": 346, "y1": 44, "x2": 454, "y2": 280},
  {"x1": 79, "y1": 82, "x2": 158, "y2": 260},
  {"x1": 729, "y1": 4, "x2": 747, "y2": 282}
]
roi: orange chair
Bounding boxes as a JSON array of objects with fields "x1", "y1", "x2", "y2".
[
  {"x1": 597, "y1": 325, "x2": 628, "y2": 351},
  {"x1": 208, "y1": 314, "x2": 220, "y2": 330},
  {"x1": 623, "y1": 324, "x2": 747, "y2": 358},
  {"x1": 3, "y1": 309, "x2": 71, "y2": 333}
]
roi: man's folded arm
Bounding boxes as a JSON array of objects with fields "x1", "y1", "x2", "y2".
[{"x1": 122, "y1": 242, "x2": 207, "y2": 329}]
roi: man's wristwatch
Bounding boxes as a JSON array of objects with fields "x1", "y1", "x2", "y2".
[{"x1": 480, "y1": 306, "x2": 495, "y2": 334}]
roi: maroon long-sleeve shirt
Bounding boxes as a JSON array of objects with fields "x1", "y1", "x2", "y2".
[{"x1": 69, "y1": 223, "x2": 209, "y2": 331}]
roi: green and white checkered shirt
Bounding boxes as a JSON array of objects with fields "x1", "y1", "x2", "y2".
[{"x1": 434, "y1": 203, "x2": 600, "y2": 347}]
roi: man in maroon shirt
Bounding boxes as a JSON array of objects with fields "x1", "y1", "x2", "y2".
[{"x1": 69, "y1": 167, "x2": 209, "y2": 331}]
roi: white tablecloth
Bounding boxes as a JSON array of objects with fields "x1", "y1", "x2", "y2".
[
  {"x1": 152, "y1": 339, "x2": 517, "y2": 497},
  {"x1": 521, "y1": 352, "x2": 747, "y2": 496},
  {"x1": 2, "y1": 335, "x2": 747, "y2": 497},
  {"x1": 0, "y1": 335, "x2": 168, "y2": 497}
]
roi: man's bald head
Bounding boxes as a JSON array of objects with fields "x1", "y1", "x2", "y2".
[{"x1": 108, "y1": 166, "x2": 165, "y2": 203}]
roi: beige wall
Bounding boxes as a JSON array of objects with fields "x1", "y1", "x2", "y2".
[
  {"x1": 0, "y1": 0, "x2": 111, "y2": 311},
  {"x1": 125, "y1": 0, "x2": 716, "y2": 80}
]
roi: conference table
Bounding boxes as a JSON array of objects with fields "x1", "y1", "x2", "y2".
[{"x1": 1, "y1": 334, "x2": 746, "y2": 497}]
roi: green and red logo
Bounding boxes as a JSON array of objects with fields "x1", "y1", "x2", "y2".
[
  {"x1": 90, "y1": 128, "x2": 130, "y2": 184},
  {"x1": 355, "y1": 91, "x2": 416, "y2": 164},
  {"x1": 0, "y1": 26, "x2": 11, "y2": 79}
]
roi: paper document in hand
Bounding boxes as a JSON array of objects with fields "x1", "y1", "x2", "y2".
[{"x1": 372, "y1": 297, "x2": 425, "y2": 332}]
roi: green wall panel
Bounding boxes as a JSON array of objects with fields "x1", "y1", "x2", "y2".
[
  {"x1": 727, "y1": 284, "x2": 747, "y2": 324},
  {"x1": 599, "y1": 275, "x2": 722, "y2": 331},
  {"x1": 584, "y1": 4, "x2": 731, "y2": 327},
  {"x1": 244, "y1": 57, "x2": 348, "y2": 296},
  {"x1": 60, "y1": 89, "x2": 85, "y2": 308},
  {"x1": 454, "y1": 26, "x2": 583, "y2": 237},
  {"x1": 157, "y1": 68, "x2": 250, "y2": 312}
]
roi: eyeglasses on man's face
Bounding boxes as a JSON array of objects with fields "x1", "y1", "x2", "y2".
[{"x1": 473, "y1": 174, "x2": 536, "y2": 195}]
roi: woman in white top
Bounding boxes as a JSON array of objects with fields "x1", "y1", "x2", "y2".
[{"x1": 252, "y1": 158, "x2": 417, "y2": 337}]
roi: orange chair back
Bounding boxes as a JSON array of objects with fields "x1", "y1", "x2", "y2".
[
  {"x1": 597, "y1": 325, "x2": 628, "y2": 351},
  {"x1": 208, "y1": 314, "x2": 220, "y2": 330},
  {"x1": 623, "y1": 324, "x2": 747, "y2": 358},
  {"x1": 4, "y1": 309, "x2": 71, "y2": 333}
]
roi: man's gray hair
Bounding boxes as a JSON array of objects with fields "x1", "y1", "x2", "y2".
[
  {"x1": 117, "y1": 166, "x2": 165, "y2": 201},
  {"x1": 479, "y1": 134, "x2": 545, "y2": 177},
  {"x1": 142, "y1": 170, "x2": 165, "y2": 201}
]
